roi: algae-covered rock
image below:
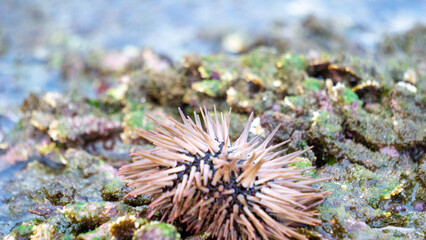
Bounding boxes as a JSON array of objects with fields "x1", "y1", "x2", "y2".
[
  {"x1": 6, "y1": 211, "x2": 179, "y2": 240},
  {"x1": 4, "y1": 220, "x2": 38, "y2": 240},
  {"x1": 37, "y1": 182, "x2": 76, "y2": 206},
  {"x1": 191, "y1": 79, "x2": 227, "y2": 98},
  {"x1": 307, "y1": 110, "x2": 392, "y2": 169},
  {"x1": 315, "y1": 161, "x2": 424, "y2": 239},
  {"x1": 133, "y1": 222, "x2": 180, "y2": 240},
  {"x1": 21, "y1": 92, "x2": 125, "y2": 152},
  {"x1": 101, "y1": 178, "x2": 151, "y2": 206},
  {"x1": 0, "y1": 149, "x2": 115, "y2": 235},
  {"x1": 62, "y1": 202, "x2": 133, "y2": 230},
  {"x1": 77, "y1": 222, "x2": 111, "y2": 240},
  {"x1": 262, "y1": 111, "x2": 310, "y2": 141},
  {"x1": 2, "y1": 23, "x2": 426, "y2": 239},
  {"x1": 76, "y1": 216, "x2": 179, "y2": 240},
  {"x1": 129, "y1": 68, "x2": 188, "y2": 106},
  {"x1": 47, "y1": 115, "x2": 123, "y2": 145},
  {"x1": 345, "y1": 106, "x2": 424, "y2": 149},
  {"x1": 5, "y1": 217, "x2": 76, "y2": 240},
  {"x1": 31, "y1": 223, "x2": 74, "y2": 240},
  {"x1": 101, "y1": 178, "x2": 128, "y2": 202}
]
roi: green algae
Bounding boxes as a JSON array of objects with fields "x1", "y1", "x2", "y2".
[
  {"x1": 276, "y1": 53, "x2": 306, "y2": 71},
  {"x1": 125, "y1": 109, "x2": 147, "y2": 129},
  {"x1": 302, "y1": 77, "x2": 323, "y2": 91},
  {"x1": 100, "y1": 178, "x2": 151, "y2": 206},
  {"x1": 191, "y1": 79, "x2": 225, "y2": 97},
  {"x1": 137, "y1": 221, "x2": 180, "y2": 239},
  {"x1": 16, "y1": 224, "x2": 34, "y2": 236},
  {"x1": 7, "y1": 220, "x2": 40, "y2": 239},
  {"x1": 289, "y1": 157, "x2": 316, "y2": 177},
  {"x1": 311, "y1": 110, "x2": 343, "y2": 138},
  {"x1": 101, "y1": 178, "x2": 127, "y2": 201},
  {"x1": 342, "y1": 87, "x2": 359, "y2": 104}
]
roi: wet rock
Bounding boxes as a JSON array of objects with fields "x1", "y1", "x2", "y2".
[
  {"x1": 2, "y1": 33, "x2": 426, "y2": 239},
  {"x1": 263, "y1": 111, "x2": 309, "y2": 141},
  {"x1": 184, "y1": 235, "x2": 208, "y2": 240},
  {"x1": 59, "y1": 47, "x2": 143, "y2": 79},
  {"x1": 40, "y1": 182, "x2": 75, "y2": 206},
  {"x1": 76, "y1": 215, "x2": 144, "y2": 240},
  {"x1": 5, "y1": 214, "x2": 76, "y2": 240},
  {"x1": 101, "y1": 178, "x2": 128, "y2": 202},
  {"x1": 76, "y1": 222, "x2": 111, "y2": 240},
  {"x1": 191, "y1": 79, "x2": 227, "y2": 98},
  {"x1": 307, "y1": 110, "x2": 391, "y2": 169},
  {"x1": 47, "y1": 114, "x2": 122, "y2": 146},
  {"x1": 62, "y1": 202, "x2": 133, "y2": 229},
  {"x1": 28, "y1": 205, "x2": 58, "y2": 219},
  {"x1": 75, "y1": 215, "x2": 178, "y2": 240},
  {"x1": 0, "y1": 149, "x2": 115, "y2": 235},
  {"x1": 180, "y1": 53, "x2": 202, "y2": 85},
  {"x1": 315, "y1": 161, "x2": 424, "y2": 239},
  {"x1": 326, "y1": 81, "x2": 360, "y2": 105},
  {"x1": 302, "y1": 77, "x2": 323, "y2": 92},
  {"x1": 21, "y1": 92, "x2": 124, "y2": 151},
  {"x1": 142, "y1": 48, "x2": 172, "y2": 73},
  {"x1": 345, "y1": 105, "x2": 425, "y2": 150},
  {"x1": 37, "y1": 153, "x2": 66, "y2": 170},
  {"x1": 121, "y1": 102, "x2": 173, "y2": 144},
  {"x1": 388, "y1": 84, "x2": 424, "y2": 121},
  {"x1": 5, "y1": 220, "x2": 38, "y2": 240},
  {"x1": 133, "y1": 222, "x2": 180, "y2": 240},
  {"x1": 31, "y1": 223, "x2": 62, "y2": 240},
  {"x1": 65, "y1": 149, "x2": 115, "y2": 180},
  {"x1": 101, "y1": 178, "x2": 151, "y2": 206},
  {"x1": 183, "y1": 54, "x2": 236, "y2": 109},
  {"x1": 130, "y1": 68, "x2": 187, "y2": 106}
]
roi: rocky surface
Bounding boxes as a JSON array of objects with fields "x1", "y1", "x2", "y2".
[{"x1": 0, "y1": 20, "x2": 425, "y2": 240}]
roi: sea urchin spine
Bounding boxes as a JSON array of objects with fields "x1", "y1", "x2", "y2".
[{"x1": 118, "y1": 107, "x2": 330, "y2": 240}]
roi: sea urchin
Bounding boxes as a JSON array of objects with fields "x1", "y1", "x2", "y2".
[{"x1": 118, "y1": 107, "x2": 330, "y2": 240}]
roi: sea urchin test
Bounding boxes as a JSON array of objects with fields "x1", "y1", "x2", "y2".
[{"x1": 118, "y1": 107, "x2": 330, "y2": 240}]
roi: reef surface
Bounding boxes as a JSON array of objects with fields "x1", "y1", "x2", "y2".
[{"x1": 0, "y1": 16, "x2": 425, "y2": 240}]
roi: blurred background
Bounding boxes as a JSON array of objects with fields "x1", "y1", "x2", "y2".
[{"x1": 0, "y1": 0, "x2": 425, "y2": 129}]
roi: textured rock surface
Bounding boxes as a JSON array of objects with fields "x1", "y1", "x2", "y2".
[{"x1": 1, "y1": 23, "x2": 425, "y2": 239}]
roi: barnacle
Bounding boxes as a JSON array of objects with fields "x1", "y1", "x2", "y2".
[{"x1": 118, "y1": 107, "x2": 330, "y2": 240}]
